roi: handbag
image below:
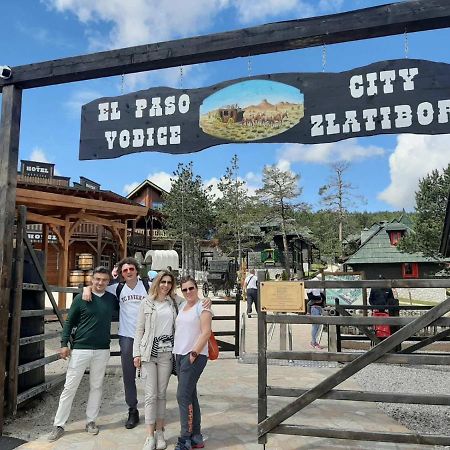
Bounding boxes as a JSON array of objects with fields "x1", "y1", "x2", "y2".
[{"x1": 208, "y1": 331, "x2": 219, "y2": 360}]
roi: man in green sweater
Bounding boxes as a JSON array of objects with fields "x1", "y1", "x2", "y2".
[{"x1": 48, "y1": 266, "x2": 118, "y2": 442}]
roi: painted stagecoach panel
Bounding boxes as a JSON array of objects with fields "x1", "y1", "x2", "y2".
[{"x1": 199, "y1": 80, "x2": 304, "y2": 141}]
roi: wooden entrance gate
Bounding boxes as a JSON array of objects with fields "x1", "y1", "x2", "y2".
[
  {"x1": 2, "y1": 0, "x2": 450, "y2": 435},
  {"x1": 258, "y1": 278, "x2": 450, "y2": 447}
]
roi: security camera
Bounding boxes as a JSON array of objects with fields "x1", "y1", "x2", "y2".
[{"x1": 0, "y1": 66, "x2": 12, "y2": 80}]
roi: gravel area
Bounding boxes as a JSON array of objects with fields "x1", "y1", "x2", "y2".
[
  {"x1": 354, "y1": 363, "x2": 450, "y2": 438},
  {"x1": 2, "y1": 372, "x2": 124, "y2": 442}
]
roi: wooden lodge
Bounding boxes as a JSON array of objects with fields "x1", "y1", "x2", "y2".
[
  {"x1": 15, "y1": 161, "x2": 166, "y2": 307},
  {"x1": 345, "y1": 215, "x2": 448, "y2": 279}
]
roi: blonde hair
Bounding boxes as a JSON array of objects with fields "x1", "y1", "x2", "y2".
[{"x1": 148, "y1": 270, "x2": 176, "y2": 299}]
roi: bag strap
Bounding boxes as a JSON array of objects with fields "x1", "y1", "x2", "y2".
[{"x1": 116, "y1": 282, "x2": 125, "y2": 298}]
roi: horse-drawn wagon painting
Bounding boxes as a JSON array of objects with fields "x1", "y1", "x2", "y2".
[{"x1": 199, "y1": 79, "x2": 304, "y2": 141}]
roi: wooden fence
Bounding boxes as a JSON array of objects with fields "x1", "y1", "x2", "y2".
[{"x1": 258, "y1": 278, "x2": 450, "y2": 447}]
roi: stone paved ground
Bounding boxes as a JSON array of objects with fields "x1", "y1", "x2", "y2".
[{"x1": 8, "y1": 301, "x2": 439, "y2": 450}]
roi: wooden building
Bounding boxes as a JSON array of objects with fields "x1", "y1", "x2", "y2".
[
  {"x1": 126, "y1": 179, "x2": 173, "y2": 252},
  {"x1": 16, "y1": 160, "x2": 148, "y2": 307},
  {"x1": 345, "y1": 216, "x2": 447, "y2": 279}
]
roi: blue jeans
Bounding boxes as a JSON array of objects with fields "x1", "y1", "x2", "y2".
[
  {"x1": 310, "y1": 305, "x2": 322, "y2": 345},
  {"x1": 176, "y1": 354, "x2": 207, "y2": 440}
]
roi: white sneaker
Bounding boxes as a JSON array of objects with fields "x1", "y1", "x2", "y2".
[
  {"x1": 155, "y1": 430, "x2": 167, "y2": 450},
  {"x1": 143, "y1": 435, "x2": 156, "y2": 450}
]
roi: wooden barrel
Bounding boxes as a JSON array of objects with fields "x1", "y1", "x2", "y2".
[
  {"x1": 78, "y1": 253, "x2": 94, "y2": 270},
  {"x1": 69, "y1": 270, "x2": 85, "y2": 287},
  {"x1": 84, "y1": 270, "x2": 94, "y2": 286}
]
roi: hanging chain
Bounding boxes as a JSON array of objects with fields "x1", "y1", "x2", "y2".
[
  {"x1": 322, "y1": 43, "x2": 327, "y2": 72},
  {"x1": 248, "y1": 54, "x2": 252, "y2": 77},
  {"x1": 180, "y1": 65, "x2": 184, "y2": 89},
  {"x1": 120, "y1": 74, "x2": 125, "y2": 95},
  {"x1": 404, "y1": 27, "x2": 409, "y2": 59}
]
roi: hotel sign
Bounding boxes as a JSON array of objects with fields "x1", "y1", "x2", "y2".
[{"x1": 79, "y1": 59, "x2": 450, "y2": 160}]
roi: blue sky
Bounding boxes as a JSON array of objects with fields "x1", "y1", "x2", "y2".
[{"x1": 1, "y1": 0, "x2": 450, "y2": 212}]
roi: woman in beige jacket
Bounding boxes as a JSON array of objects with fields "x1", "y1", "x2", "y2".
[
  {"x1": 133, "y1": 271, "x2": 210, "y2": 450},
  {"x1": 133, "y1": 270, "x2": 180, "y2": 450}
]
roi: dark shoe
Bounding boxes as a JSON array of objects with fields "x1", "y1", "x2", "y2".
[
  {"x1": 48, "y1": 426, "x2": 64, "y2": 442},
  {"x1": 85, "y1": 421, "x2": 99, "y2": 435},
  {"x1": 192, "y1": 433, "x2": 205, "y2": 448},
  {"x1": 125, "y1": 408, "x2": 140, "y2": 429},
  {"x1": 175, "y1": 437, "x2": 192, "y2": 450}
]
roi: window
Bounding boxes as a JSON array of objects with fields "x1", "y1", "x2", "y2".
[
  {"x1": 389, "y1": 231, "x2": 403, "y2": 246},
  {"x1": 402, "y1": 262, "x2": 419, "y2": 278}
]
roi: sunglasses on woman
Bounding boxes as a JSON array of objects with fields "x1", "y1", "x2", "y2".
[
  {"x1": 160, "y1": 280, "x2": 173, "y2": 285},
  {"x1": 181, "y1": 286, "x2": 196, "y2": 293}
]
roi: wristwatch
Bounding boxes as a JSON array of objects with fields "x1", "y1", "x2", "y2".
[{"x1": 191, "y1": 351, "x2": 198, "y2": 359}]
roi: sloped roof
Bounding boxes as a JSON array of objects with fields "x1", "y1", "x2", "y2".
[
  {"x1": 126, "y1": 179, "x2": 168, "y2": 199},
  {"x1": 346, "y1": 219, "x2": 440, "y2": 265}
]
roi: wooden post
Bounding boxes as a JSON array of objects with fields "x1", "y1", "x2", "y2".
[
  {"x1": 0, "y1": 84, "x2": 22, "y2": 434},
  {"x1": 96, "y1": 225, "x2": 103, "y2": 266},
  {"x1": 42, "y1": 224, "x2": 49, "y2": 272},
  {"x1": 7, "y1": 206, "x2": 26, "y2": 416},
  {"x1": 257, "y1": 294, "x2": 268, "y2": 445}
]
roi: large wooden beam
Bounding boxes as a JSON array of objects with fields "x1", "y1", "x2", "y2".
[
  {"x1": 0, "y1": 85, "x2": 22, "y2": 434},
  {"x1": 1, "y1": 1, "x2": 450, "y2": 91}
]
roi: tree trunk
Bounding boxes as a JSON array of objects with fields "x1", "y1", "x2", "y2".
[{"x1": 280, "y1": 219, "x2": 291, "y2": 277}]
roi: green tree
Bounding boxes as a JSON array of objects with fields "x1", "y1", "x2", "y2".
[
  {"x1": 318, "y1": 162, "x2": 365, "y2": 256},
  {"x1": 215, "y1": 155, "x2": 254, "y2": 262},
  {"x1": 162, "y1": 162, "x2": 215, "y2": 274},
  {"x1": 256, "y1": 165, "x2": 305, "y2": 276},
  {"x1": 398, "y1": 164, "x2": 450, "y2": 256}
]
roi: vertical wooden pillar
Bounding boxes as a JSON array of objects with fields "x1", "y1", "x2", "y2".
[
  {"x1": 8, "y1": 206, "x2": 26, "y2": 416},
  {"x1": 42, "y1": 224, "x2": 49, "y2": 273},
  {"x1": 57, "y1": 219, "x2": 70, "y2": 309},
  {"x1": 0, "y1": 85, "x2": 23, "y2": 434},
  {"x1": 122, "y1": 223, "x2": 128, "y2": 258},
  {"x1": 96, "y1": 225, "x2": 103, "y2": 266}
]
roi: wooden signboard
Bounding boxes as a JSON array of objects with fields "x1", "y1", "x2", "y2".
[
  {"x1": 260, "y1": 281, "x2": 306, "y2": 313},
  {"x1": 80, "y1": 59, "x2": 450, "y2": 160}
]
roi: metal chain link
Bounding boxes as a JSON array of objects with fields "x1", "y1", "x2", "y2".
[
  {"x1": 404, "y1": 28, "x2": 409, "y2": 59},
  {"x1": 322, "y1": 44, "x2": 327, "y2": 72},
  {"x1": 248, "y1": 54, "x2": 252, "y2": 77},
  {"x1": 180, "y1": 65, "x2": 183, "y2": 89},
  {"x1": 120, "y1": 73, "x2": 124, "y2": 95}
]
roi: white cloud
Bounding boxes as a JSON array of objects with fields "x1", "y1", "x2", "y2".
[
  {"x1": 148, "y1": 171, "x2": 173, "y2": 192},
  {"x1": 29, "y1": 147, "x2": 51, "y2": 163},
  {"x1": 204, "y1": 177, "x2": 222, "y2": 199},
  {"x1": 277, "y1": 139, "x2": 385, "y2": 170},
  {"x1": 44, "y1": 0, "x2": 344, "y2": 88},
  {"x1": 123, "y1": 181, "x2": 140, "y2": 195},
  {"x1": 65, "y1": 89, "x2": 103, "y2": 116},
  {"x1": 378, "y1": 134, "x2": 450, "y2": 210}
]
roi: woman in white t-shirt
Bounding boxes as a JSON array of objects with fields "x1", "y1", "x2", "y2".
[
  {"x1": 133, "y1": 270, "x2": 180, "y2": 450},
  {"x1": 172, "y1": 276, "x2": 213, "y2": 450}
]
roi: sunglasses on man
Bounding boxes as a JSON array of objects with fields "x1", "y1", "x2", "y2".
[{"x1": 122, "y1": 267, "x2": 136, "y2": 273}]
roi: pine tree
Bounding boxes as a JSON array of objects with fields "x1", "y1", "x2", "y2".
[
  {"x1": 215, "y1": 155, "x2": 255, "y2": 263},
  {"x1": 398, "y1": 164, "x2": 450, "y2": 256},
  {"x1": 162, "y1": 162, "x2": 214, "y2": 274},
  {"x1": 256, "y1": 165, "x2": 304, "y2": 276}
]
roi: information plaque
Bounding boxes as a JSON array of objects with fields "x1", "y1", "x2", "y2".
[{"x1": 260, "y1": 281, "x2": 306, "y2": 313}]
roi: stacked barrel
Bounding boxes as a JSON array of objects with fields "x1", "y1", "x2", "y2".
[{"x1": 69, "y1": 253, "x2": 94, "y2": 286}]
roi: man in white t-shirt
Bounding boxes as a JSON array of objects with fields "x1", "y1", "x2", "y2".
[
  {"x1": 84, "y1": 257, "x2": 149, "y2": 429},
  {"x1": 244, "y1": 269, "x2": 258, "y2": 318}
]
